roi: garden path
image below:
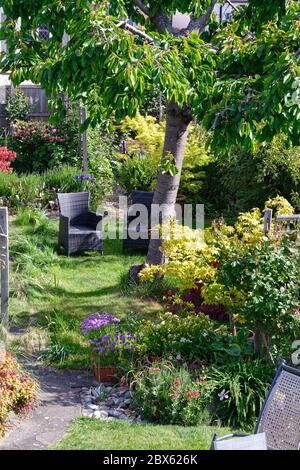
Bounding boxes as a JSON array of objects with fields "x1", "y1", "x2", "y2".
[{"x1": 0, "y1": 356, "x2": 94, "y2": 450}]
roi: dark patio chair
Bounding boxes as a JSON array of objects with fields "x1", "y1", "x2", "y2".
[
  {"x1": 211, "y1": 361, "x2": 300, "y2": 450},
  {"x1": 123, "y1": 190, "x2": 154, "y2": 252},
  {"x1": 57, "y1": 192, "x2": 103, "y2": 255}
]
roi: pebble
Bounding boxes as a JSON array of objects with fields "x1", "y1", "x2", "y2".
[
  {"x1": 81, "y1": 384, "x2": 146, "y2": 424},
  {"x1": 94, "y1": 410, "x2": 109, "y2": 419}
]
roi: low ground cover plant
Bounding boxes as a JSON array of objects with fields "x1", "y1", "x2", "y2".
[
  {"x1": 0, "y1": 165, "x2": 105, "y2": 211},
  {"x1": 0, "y1": 352, "x2": 37, "y2": 435}
]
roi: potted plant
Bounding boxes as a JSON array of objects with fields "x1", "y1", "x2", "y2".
[{"x1": 81, "y1": 312, "x2": 137, "y2": 383}]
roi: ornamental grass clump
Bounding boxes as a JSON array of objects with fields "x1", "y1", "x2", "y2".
[{"x1": 81, "y1": 312, "x2": 138, "y2": 366}]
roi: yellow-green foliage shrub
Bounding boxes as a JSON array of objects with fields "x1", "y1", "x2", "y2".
[{"x1": 116, "y1": 113, "x2": 211, "y2": 193}]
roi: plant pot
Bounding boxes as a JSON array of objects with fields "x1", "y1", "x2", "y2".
[{"x1": 93, "y1": 364, "x2": 118, "y2": 383}]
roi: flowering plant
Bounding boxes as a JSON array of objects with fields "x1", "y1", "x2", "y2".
[
  {"x1": 81, "y1": 312, "x2": 138, "y2": 366},
  {"x1": 0, "y1": 352, "x2": 37, "y2": 435},
  {"x1": 0, "y1": 146, "x2": 17, "y2": 173}
]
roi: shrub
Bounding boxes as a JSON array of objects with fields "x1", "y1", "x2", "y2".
[
  {"x1": 0, "y1": 353, "x2": 37, "y2": 435},
  {"x1": 115, "y1": 113, "x2": 211, "y2": 195},
  {"x1": 87, "y1": 126, "x2": 115, "y2": 199},
  {"x1": 132, "y1": 361, "x2": 212, "y2": 425},
  {"x1": 138, "y1": 312, "x2": 253, "y2": 363},
  {"x1": 201, "y1": 135, "x2": 300, "y2": 218},
  {"x1": 6, "y1": 88, "x2": 32, "y2": 123},
  {"x1": 132, "y1": 359, "x2": 274, "y2": 429},
  {"x1": 141, "y1": 198, "x2": 299, "y2": 360},
  {"x1": 0, "y1": 146, "x2": 17, "y2": 173},
  {"x1": 114, "y1": 153, "x2": 157, "y2": 193},
  {"x1": 7, "y1": 119, "x2": 79, "y2": 173}
]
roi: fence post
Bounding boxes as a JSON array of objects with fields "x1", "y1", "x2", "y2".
[
  {"x1": 263, "y1": 208, "x2": 273, "y2": 234},
  {"x1": 0, "y1": 207, "x2": 9, "y2": 328}
]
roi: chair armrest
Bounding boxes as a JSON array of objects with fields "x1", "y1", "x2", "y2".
[
  {"x1": 59, "y1": 214, "x2": 70, "y2": 233},
  {"x1": 210, "y1": 433, "x2": 249, "y2": 450},
  {"x1": 88, "y1": 211, "x2": 103, "y2": 230}
]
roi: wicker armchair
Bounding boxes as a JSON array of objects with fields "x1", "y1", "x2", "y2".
[
  {"x1": 211, "y1": 361, "x2": 300, "y2": 450},
  {"x1": 57, "y1": 192, "x2": 103, "y2": 255},
  {"x1": 123, "y1": 190, "x2": 154, "y2": 252}
]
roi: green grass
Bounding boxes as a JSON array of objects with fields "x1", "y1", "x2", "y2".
[
  {"x1": 54, "y1": 418, "x2": 235, "y2": 450},
  {"x1": 9, "y1": 217, "x2": 163, "y2": 368}
]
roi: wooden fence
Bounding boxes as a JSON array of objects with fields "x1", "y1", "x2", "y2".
[
  {"x1": 264, "y1": 209, "x2": 300, "y2": 236},
  {"x1": 0, "y1": 85, "x2": 50, "y2": 126}
]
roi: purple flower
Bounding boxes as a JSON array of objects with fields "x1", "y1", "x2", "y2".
[{"x1": 81, "y1": 312, "x2": 120, "y2": 336}]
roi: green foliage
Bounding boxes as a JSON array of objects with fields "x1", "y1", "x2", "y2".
[
  {"x1": 220, "y1": 238, "x2": 299, "y2": 351},
  {"x1": 138, "y1": 311, "x2": 253, "y2": 363},
  {"x1": 207, "y1": 136, "x2": 300, "y2": 217},
  {"x1": 87, "y1": 126, "x2": 116, "y2": 194},
  {"x1": 1, "y1": 0, "x2": 298, "y2": 151},
  {"x1": 132, "y1": 361, "x2": 212, "y2": 426},
  {"x1": 6, "y1": 119, "x2": 79, "y2": 173},
  {"x1": 208, "y1": 360, "x2": 274, "y2": 429},
  {"x1": 132, "y1": 358, "x2": 273, "y2": 429},
  {"x1": 0, "y1": 353, "x2": 37, "y2": 436},
  {"x1": 6, "y1": 88, "x2": 32, "y2": 123},
  {"x1": 15, "y1": 207, "x2": 48, "y2": 227},
  {"x1": 142, "y1": 199, "x2": 299, "y2": 360},
  {"x1": 115, "y1": 154, "x2": 157, "y2": 193},
  {"x1": 115, "y1": 113, "x2": 211, "y2": 193},
  {"x1": 0, "y1": 165, "x2": 95, "y2": 211}
]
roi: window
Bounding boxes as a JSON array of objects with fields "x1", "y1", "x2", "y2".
[{"x1": 38, "y1": 24, "x2": 50, "y2": 41}]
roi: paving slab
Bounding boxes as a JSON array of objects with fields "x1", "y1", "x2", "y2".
[{"x1": 0, "y1": 359, "x2": 94, "y2": 450}]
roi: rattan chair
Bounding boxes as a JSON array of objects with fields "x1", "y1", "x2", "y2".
[
  {"x1": 211, "y1": 361, "x2": 300, "y2": 450},
  {"x1": 123, "y1": 190, "x2": 154, "y2": 252},
  {"x1": 57, "y1": 192, "x2": 103, "y2": 255}
]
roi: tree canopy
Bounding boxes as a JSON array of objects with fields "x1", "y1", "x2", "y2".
[{"x1": 0, "y1": 0, "x2": 299, "y2": 150}]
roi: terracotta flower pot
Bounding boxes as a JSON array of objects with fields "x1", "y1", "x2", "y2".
[{"x1": 93, "y1": 364, "x2": 117, "y2": 383}]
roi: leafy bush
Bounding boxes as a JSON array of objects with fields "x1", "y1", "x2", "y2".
[
  {"x1": 115, "y1": 113, "x2": 211, "y2": 194},
  {"x1": 6, "y1": 88, "x2": 32, "y2": 123},
  {"x1": 208, "y1": 360, "x2": 274, "y2": 429},
  {"x1": 7, "y1": 119, "x2": 79, "y2": 173},
  {"x1": 132, "y1": 361, "x2": 212, "y2": 425},
  {"x1": 132, "y1": 359, "x2": 274, "y2": 429},
  {"x1": 141, "y1": 198, "x2": 299, "y2": 360},
  {"x1": 138, "y1": 312, "x2": 253, "y2": 363},
  {"x1": 200, "y1": 135, "x2": 300, "y2": 219},
  {"x1": 0, "y1": 165, "x2": 88, "y2": 211},
  {"x1": 87, "y1": 126, "x2": 115, "y2": 196},
  {"x1": 0, "y1": 353, "x2": 37, "y2": 435},
  {"x1": 0, "y1": 146, "x2": 17, "y2": 173},
  {"x1": 115, "y1": 154, "x2": 157, "y2": 193}
]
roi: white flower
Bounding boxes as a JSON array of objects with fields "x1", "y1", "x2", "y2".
[
  {"x1": 168, "y1": 355, "x2": 174, "y2": 360},
  {"x1": 176, "y1": 354, "x2": 182, "y2": 361},
  {"x1": 218, "y1": 389, "x2": 230, "y2": 401}
]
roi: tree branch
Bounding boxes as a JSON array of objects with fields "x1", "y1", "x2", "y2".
[
  {"x1": 117, "y1": 20, "x2": 155, "y2": 43},
  {"x1": 177, "y1": 0, "x2": 217, "y2": 36},
  {"x1": 225, "y1": 0, "x2": 239, "y2": 12},
  {"x1": 134, "y1": 0, "x2": 151, "y2": 18}
]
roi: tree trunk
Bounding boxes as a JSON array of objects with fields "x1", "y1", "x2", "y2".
[{"x1": 146, "y1": 101, "x2": 193, "y2": 265}]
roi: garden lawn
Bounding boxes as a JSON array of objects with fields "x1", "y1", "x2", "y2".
[
  {"x1": 9, "y1": 216, "x2": 162, "y2": 368},
  {"x1": 54, "y1": 417, "x2": 235, "y2": 450}
]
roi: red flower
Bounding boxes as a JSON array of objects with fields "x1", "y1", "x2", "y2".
[
  {"x1": 0, "y1": 147, "x2": 17, "y2": 173},
  {"x1": 166, "y1": 290, "x2": 173, "y2": 297},
  {"x1": 174, "y1": 379, "x2": 181, "y2": 387},
  {"x1": 186, "y1": 389, "x2": 200, "y2": 400}
]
